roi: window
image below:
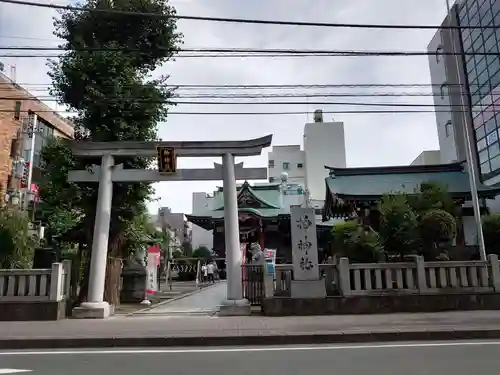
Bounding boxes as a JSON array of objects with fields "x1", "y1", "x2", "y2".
[
  {"x1": 268, "y1": 160, "x2": 274, "y2": 168},
  {"x1": 13, "y1": 101, "x2": 21, "y2": 120},
  {"x1": 436, "y1": 45, "x2": 443, "y2": 63},
  {"x1": 445, "y1": 120, "x2": 452, "y2": 137},
  {"x1": 440, "y1": 83, "x2": 448, "y2": 99},
  {"x1": 297, "y1": 163, "x2": 303, "y2": 168},
  {"x1": 478, "y1": 137, "x2": 487, "y2": 150},
  {"x1": 282, "y1": 162, "x2": 290, "y2": 170},
  {"x1": 490, "y1": 154, "x2": 500, "y2": 171}
]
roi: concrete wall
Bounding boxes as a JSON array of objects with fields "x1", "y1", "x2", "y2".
[
  {"x1": 304, "y1": 119, "x2": 346, "y2": 200},
  {"x1": 410, "y1": 150, "x2": 442, "y2": 166},
  {"x1": 267, "y1": 145, "x2": 305, "y2": 185}
]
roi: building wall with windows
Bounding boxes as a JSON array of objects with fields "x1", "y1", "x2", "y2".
[
  {"x1": 0, "y1": 72, "x2": 74, "y2": 202},
  {"x1": 457, "y1": 0, "x2": 500, "y2": 185},
  {"x1": 267, "y1": 145, "x2": 305, "y2": 185},
  {"x1": 266, "y1": 111, "x2": 346, "y2": 200}
]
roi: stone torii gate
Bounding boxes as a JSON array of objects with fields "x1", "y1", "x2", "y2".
[{"x1": 66, "y1": 135, "x2": 272, "y2": 318}]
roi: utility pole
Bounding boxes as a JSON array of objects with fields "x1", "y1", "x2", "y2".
[{"x1": 23, "y1": 112, "x2": 37, "y2": 210}]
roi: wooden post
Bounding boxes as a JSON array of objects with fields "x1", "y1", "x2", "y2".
[
  {"x1": 337, "y1": 257, "x2": 351, "y2": 296},
  {"x1": 49, "y1": 262, "x2": 63, "y2": 301}
]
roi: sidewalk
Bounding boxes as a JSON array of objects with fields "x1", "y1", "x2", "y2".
[
  {"x1": 132, "y1": 281, "x2": 225, "y2": 316},
  {"x1": 1, "y1": 311, "x2": 500, "y2": 349}
]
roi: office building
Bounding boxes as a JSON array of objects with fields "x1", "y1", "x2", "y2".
[{"x1": 428, "y1": 0, "x2": 500, "y2": 185}]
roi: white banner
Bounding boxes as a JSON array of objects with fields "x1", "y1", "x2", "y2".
[{"x1": 146, "y1": 246, "x2": 161, "y2": 294}]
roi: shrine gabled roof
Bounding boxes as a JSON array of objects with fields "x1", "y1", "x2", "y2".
[
  {"x1": 213, "y1": 181, "x2": 282, "y2": 211},
  {"x1": 322, "y1": 161, "x2": 500, "y2": 219}
]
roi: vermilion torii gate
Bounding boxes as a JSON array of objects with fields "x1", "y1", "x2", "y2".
[{"x1": 66, "y1": 135, "x2": 272, "y2": 318}]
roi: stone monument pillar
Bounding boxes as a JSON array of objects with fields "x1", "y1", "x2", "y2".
[{"x1": 290, "y1": 206, "x2": 325, "y2": 298}]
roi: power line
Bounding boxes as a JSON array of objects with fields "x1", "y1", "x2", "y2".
[
  {"x1": 0, "y1": 92, "x2": 464, "y2": 98},
  {"x1": 0, "y1": 109, "x2": 493, "y2": 115},
  {"x1": 0, "y1": 0, "x2": 496, "y2": 30},
  {"x1": 0, "y1": 46, "x2": 496, "y2": 57},
  {"x1": 0, "y1": 82, "x2": 480, "y2": 88},
  {"x1": 0, "y1": 96, "x2": 463, "y2": 107}
]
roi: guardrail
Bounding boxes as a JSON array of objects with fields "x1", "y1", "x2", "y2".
[{"x1": 0, "y1": 260, "x2": 71, "y2": 302}]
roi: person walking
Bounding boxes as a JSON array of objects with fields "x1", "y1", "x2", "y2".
[
  {"x1": 201, "y1": 263, "x2": 208, "y2": 284},
  {"x1": 206, "y1": 262, "x2": 215, "y2": 284}
]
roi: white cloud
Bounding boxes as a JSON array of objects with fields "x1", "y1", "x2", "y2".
[{"x1": 0, "y1": 0, "x2": 450, "y2": 214}]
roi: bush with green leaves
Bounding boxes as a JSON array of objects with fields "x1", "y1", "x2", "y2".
[
  {"x1": 419, "y1": 209, "x2": 456, "y2": 260},
  {"x1": 0, "y1": 208, "x2": 37, "y2": 269},
  {"x1": 331, "y1": 220, "x2": 383, "y2": 263},
  {"x1": 378, "y1": 193, "x2": 419, "y2": 260},
  {"x1": 482, "y1": 214, "x2": 500, "y2": 256},
  {"x1": 192, "y1": 246, "x2": 212, "y2": 260}
]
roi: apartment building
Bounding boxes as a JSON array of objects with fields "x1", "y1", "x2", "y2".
[{"x1": 0, "y1": 71, "x2": 74, "y2": 203}]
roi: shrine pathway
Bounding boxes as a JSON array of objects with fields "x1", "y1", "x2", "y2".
[{"x1": 132, "y1": 281, "x2": 227, "y2": 317}]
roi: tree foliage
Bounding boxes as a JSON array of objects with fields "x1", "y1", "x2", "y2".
[
  {"x1": 331, "y1": 221, "x2": 383, "y2": 263},
  {"x1": 39, "y1": 0, "x2": 182, "y2": 304},
  {"x1": 0, "y1": 208, "x2": 37, "y2": 269},
  {"x1": 378, "y1": 193, "x2": 419, "y2": 259},
  {"x1": 482, "y1": 214, "x2": 500, "y2": 256},
  {"x1": 420, "y1": 209, "x2": 457, "y2": 248},
  {"x1": 407, "y1": 181, "x2": 457, "y2": 216},
  {"x1": 192, "y1": 246, "x2": 212, "y2": 259}
]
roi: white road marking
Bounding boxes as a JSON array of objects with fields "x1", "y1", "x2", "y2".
[
  {"x1": 0, "y1": 370, "x2": 32, "y2": 374},
  {"x1": 0, "y1": 340, "x2": 500, "y2": 356}
]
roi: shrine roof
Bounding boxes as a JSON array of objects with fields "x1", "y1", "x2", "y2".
[
  {"x1": 212, "y1": 181, "x2": 283, "y2": 211},
  {"x1": 323, "y1": 161, "x2": 500, "y2": 219}
]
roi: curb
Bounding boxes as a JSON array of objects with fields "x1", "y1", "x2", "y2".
[
  {"x1": 125, "y1": 282, "x2": 221, "y2": 316},
  {"x1": 2, "y1": 329, "x2": 500, "y2": 350}
]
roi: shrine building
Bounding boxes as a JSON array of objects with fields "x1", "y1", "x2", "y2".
[
  {"x1": 321, "y1": 162, "x2": 500, "y2": 246},
  {"x1": 186, "y1": 181, "x2": 334, "y2": 263}
]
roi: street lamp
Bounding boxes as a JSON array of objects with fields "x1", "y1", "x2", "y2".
[{"x1": 444, "y1": 0, "x2": 487, "y2": 261}]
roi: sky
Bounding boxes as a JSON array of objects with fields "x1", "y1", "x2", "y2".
[{"x1": 0, "y1": 0, "x2": 451, "y2": 214}]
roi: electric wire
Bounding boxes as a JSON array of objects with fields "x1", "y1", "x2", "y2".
[{"x1": 0, "y1": 0, "x2": 496, "y2": 30}]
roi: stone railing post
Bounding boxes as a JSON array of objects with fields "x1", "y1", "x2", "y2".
[
  {"x1": 337, "y1": 257, "x2": 351, "y2": 296},
  {"x1": 49, "y1": 262, "x2": 63, "y2": 302},
  {"x1": 61, "y1": 260, "x2": 72, "y2": 298},
  {"x1": 413, "y1": 255, "x2": 427, "y2": 292},
  {"x1": 488, "y1": 254, "x2": 500, "y2": 292}
]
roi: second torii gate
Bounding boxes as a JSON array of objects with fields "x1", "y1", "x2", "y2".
[{"x1": 66, "y1": 135, "x2": 272, "y2": 318}]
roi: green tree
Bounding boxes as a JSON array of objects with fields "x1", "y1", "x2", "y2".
[
  {"x1": 192, "y1": 246, "x2": 212, "y2": 259},
  {"x1": 40, "y1": 0, "x2": 182, "y2": 305},
  {"x1": 0, "y1": 208, "x2": 37, "y2": 269},
  {"x1": 331, "y1": 221, "x2": 383, "y2": 263},
  {"x1": 419, "y1": 209, "x2": 457, "y2": 260},
  {"x1": 407, "y1": 181, "x2": 457, "y2": 216},
  {"x1": 482, "y1": 214, "x2": 500, "y2": 256},
  {"x1": 378, "y1": 193, "x2": 419, "y2": 260}
]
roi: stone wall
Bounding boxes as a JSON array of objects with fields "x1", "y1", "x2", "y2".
[
  {"x1": 262, "y1": 293, "x2": 500, "y2": 316},
  {"x1": 0, "y1": 300, "x2": 67, "y2": 321}
]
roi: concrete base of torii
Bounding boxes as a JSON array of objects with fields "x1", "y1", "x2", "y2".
[
  {"x1": 218, "y1": 299, "x2": 251, "y2": 316},
  {"x1": 73, "y1": 301, "x2": 112, "y2": 319}
]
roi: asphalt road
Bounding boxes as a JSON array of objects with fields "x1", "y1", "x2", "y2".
[{"x1": 0, "y1": 341, "x2": 499, "y2": 375}]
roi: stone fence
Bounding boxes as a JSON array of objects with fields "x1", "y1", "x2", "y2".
[
  {"x1": 274, "y1": 255, "x2": 500, "y2": 297},
  {"x1": 0, "y1": 260, "x2": 71, "y2": 321}
]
